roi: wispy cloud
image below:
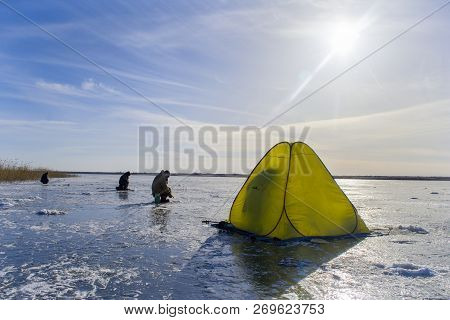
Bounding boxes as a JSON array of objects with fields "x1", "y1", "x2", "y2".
[
  {"x1": 0, "y1": 118, "x2": 75, "y2": 128},
  {"x1": 33, "y1": 78, "x2": 262, "y2": 119},
  {"x1": 36, "y1": 79, "x2": 119, "y2": 97}
]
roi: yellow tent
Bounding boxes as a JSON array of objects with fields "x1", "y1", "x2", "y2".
[{"x1": 228, "y1": 142, "x2": 369, "y2": 240}]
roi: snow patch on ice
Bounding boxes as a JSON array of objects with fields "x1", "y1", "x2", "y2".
[
  {"x1": 0, "y1": 196, "x2": 42, "y2": 209},
  {"x1": 30, "y1": 224, "x2": 51, "y2": 232},
  {"x1": 380, "y1": 263, "x2": 435, "y2": 278},
  {"x1": 0, "y1": 199, "x2": 14, "y2": 209},
  {"x1": 0, "y1": 266, "x2": 16, "y2": 277},
  {"x1": 35, "y1": 209, "x2": 66, "y2": 215},
  {"x1": 398, "y1": 225, "x2": 428, "y2": 234},
  {"x1": 281, "y1": 291, "x2": 299, "y2": 300}
]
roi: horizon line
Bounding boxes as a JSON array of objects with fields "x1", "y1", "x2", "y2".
[{"x1": 63, "y1": 171, "x2": 450, "y2": 181}]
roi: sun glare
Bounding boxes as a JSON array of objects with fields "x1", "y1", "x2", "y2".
[{"x1": 330, "y1": 21, "x2": 361, "y2": 55}]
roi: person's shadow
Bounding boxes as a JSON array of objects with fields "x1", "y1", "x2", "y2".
[
  {"x1": 170, "y1": 232, "x2": 362, "y2": 299},
  {"x1": 118, "y1": 192, "x2": 129, "y2": 201},
  {"x1": 151, "y1": 206, "x2": 170, "y2": 232},
  {"x1": 116, "y1": 201, "x2": 154, "y2": 209}
]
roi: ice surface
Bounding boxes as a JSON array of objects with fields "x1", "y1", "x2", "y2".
[{"x1": 0, "y1": 175, "x2": 449, "y2": 299}]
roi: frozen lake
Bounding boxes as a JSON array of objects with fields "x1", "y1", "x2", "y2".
[{"x1": 0, "y1": 174, "x2": 449, "y2": 299}]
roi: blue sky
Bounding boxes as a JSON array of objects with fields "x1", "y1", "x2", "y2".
[{"x1": 0, "y1": 0, "x2": 449, "y2": 175}]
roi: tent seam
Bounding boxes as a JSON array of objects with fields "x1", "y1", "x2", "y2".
[
  {"x1": 283, "y1": 209, "x2": 305, "y2": 238},
  {"x1": 229, "y1": 141, "x2": 289, "y2": 227},
  {"x1": 283, "y1": 142, "x2": 309, "y2": 237},
  {"x1": 263, "y1": 142, "x2": 293, "y2": 237}
]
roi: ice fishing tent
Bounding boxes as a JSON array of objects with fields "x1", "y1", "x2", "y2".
[{"x1": 228, "y1": 142, "x2": 369, "y2": 240}]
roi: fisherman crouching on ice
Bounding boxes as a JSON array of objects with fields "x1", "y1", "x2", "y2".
[
  {"x1": 116, "y1": 171, "x2": 131, "y2": 191},
  {"x1": 152, "y1": 170, "x2": 173, "y2": 204},
  {"x1": 40, "y1": 172, "x2": 49, "y2": 185}
]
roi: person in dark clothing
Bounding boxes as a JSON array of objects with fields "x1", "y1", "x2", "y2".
[
  {"x1": 40, "y1": 172, "x2": 49, "y2": 185},
  {"x1": 152, "y1": 170, "x2": 173, "y2": 203},
  {"x1": 116, "y1": 171, "x2": 131, "y2": 191}
]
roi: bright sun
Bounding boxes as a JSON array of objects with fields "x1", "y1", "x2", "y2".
[{"x1": 330, "y1": 21, "x2": 361, "y2": 54}]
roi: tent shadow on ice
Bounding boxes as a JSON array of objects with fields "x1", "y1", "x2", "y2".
[
  {"x1": 170, "y1": 232, "x2": 362, "y2": 299},
  {"x1": 220, "y1": 141, "x2": 369, "y2": 240}
]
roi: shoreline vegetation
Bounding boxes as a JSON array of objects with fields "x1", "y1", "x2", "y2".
[{"x1": 0, "y1": 160, "x2": 74, "y2": 183}]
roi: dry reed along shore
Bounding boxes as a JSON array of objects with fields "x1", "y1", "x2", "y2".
[{"x1": 0, "y1": 160, "x2": 73, "y2": 182}]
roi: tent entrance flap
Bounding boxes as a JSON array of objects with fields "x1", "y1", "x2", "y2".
[{"x1": 229, "y1": 142, "x2": 369, "y2": 240}]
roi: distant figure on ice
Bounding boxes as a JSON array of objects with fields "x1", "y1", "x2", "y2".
[
  {"x1": 152, "y1": 170, "x2": 173, "y2": 204},
  {"x1": 116, "y1": 171, "x2": 131, "y2": 191},
  {"x1": 40, "y1": 172, "x2": 49, "y2": 185}
]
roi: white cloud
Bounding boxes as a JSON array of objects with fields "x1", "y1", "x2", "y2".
[
  {"x1": 81, "y1": 79, "x2": 95, "y2": 90},
  {"x1": 35, "y1": 80, "x2": 79, "y2": 95},
  {"x1": 36, "y1": 79, "x2": 120, "y2": 96},
  {"x1": 81, "y1": 78, "x2": 120, "y2": 95}
]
